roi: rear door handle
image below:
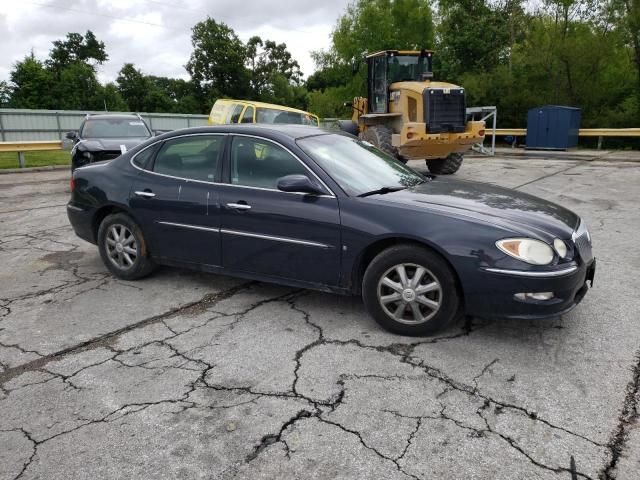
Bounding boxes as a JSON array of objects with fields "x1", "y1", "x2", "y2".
[
  {"x1": 134, "y1": 190, "x2": 156, "y2": 198},
  {"x1": 226, "y1": 202, "x2": 251, "y2": 210}
]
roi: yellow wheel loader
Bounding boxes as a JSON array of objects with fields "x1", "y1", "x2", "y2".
[{"x1": 340, "y1": 50, "x2": 485, "y2": 174}]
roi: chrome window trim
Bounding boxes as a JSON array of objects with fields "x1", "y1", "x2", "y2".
[
  {"x1": 482, "y1": 266, "x2": 578, "y2": 277},
  {"x1": 220, "y1": 228, "x2": 332, "y2": 249},
  {"x1": 156, "y1": 221, "x2": 220, "y2": 233},
  {"x1": 130, "y1": 133, "x2": 227, "y2": 186},
  {"x1": 129, "y1": 132, "x2": 336, "y2": 198}
]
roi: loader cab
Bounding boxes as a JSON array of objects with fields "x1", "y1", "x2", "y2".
[{"x1": 366, "y1": 50, "x2": 433, "y2": 114}]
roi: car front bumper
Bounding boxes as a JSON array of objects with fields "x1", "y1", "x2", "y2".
[{"x1": 463, "y1": 259, "x2": 596, "y2": 320}]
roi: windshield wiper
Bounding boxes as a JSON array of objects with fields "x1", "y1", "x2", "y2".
[{"x1": 357, "y1": 186, "x2": 407, "y2": 198}]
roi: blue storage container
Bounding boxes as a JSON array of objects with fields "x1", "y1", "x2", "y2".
[{"x1": 526, "y1": 105, "x2": 581, "y2": 149}]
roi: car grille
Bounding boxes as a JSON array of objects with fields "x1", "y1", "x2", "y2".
[
  {"x1": 423, "y1": 88, "x2": 466, "y2": 134},
  {"x1": 572, "y1": 221, "x2": 593, "y2": 263}
]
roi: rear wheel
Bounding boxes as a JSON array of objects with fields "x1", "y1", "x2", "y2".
[
  {"x1": 362, "y1": 245, "x2": 460, "y2": 336},
  {"x1": 361, "y1": 125, "x2": 407, "y2": 163},
  {"x1": 426, "y1": 152, "x2": 463, "y2": 174},
  {"x1": 97, "y1": 213, "x2": 155, "y2": 280}
]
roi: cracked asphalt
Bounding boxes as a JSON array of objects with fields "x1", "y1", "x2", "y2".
[{"x1": 1, "y1": 153, "x2": 639, "y2": 479}]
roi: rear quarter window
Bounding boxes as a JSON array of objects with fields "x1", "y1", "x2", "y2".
[{"x1": 132, "y1": 143, "x2": 160, "y2": 169}]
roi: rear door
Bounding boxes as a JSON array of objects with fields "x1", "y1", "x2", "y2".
[
  {"x1": 217, "y1": 135, "x2": 342, "y2": 287},
  {"x1": 129, "y1": 134, "x2": 225, "y2": 266}
]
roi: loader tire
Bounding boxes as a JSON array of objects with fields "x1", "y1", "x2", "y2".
[
  {"x1": 361, "y1": 126, "x2": 406, "y2": 163},
  {"x1": 426, "y1": 153, "x2": 463, "y2": 175}
]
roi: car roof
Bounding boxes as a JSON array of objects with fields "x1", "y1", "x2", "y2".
[
  {"x1": 84, "y1": 114, "x2": 145, "y2": 121},
  {"x1": 214, "y1": 99, "x2": 318, "y2": 116},
  {"x1": 159, "y1": 124, "x2": 337, "y2": 141}
]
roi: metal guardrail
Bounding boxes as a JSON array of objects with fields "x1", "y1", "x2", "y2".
[
  {"x1": 492, "y1": 128, "x2": 640, "y2": 149},
  {"x1": 493, "y1": 128, "x2": 640, "y2": 137},
  {"x1": 0, "y1": 140, "x2": 64, "y2": 168}
]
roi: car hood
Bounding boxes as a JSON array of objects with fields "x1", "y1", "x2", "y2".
[
  {"x1": 76, "y1": 137, "x2": 149, "y2": 152},
  {"x1": 370, "y1": 177, "x2": 580, "y2": 239}
]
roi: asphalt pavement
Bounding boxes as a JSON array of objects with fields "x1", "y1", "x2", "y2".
[{"x1": 1, "y1": 153, "x2": 639, "y2": 479}]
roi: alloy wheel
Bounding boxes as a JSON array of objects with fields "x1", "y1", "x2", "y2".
[
  {"x1": 377, "y1": 263, "x2": 442, "y2": 325},
  {"x1": 105, "y1": 224, "x2": 138, "y2": 270}
]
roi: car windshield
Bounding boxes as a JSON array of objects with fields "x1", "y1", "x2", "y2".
[
  {"x1": 81, "y1": 118, "x2": 150, "y2": 138},
  {"x1": 256, "y1": 108, "x2": 318, "y2": 126},
  {"x1": 297, "y1": 134, "x2": 426, "y2": 196},
  {"x1": 388, "y1": 55, "x2": 430, "y2": 82}
]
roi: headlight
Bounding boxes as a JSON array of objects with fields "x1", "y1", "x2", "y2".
[
  {"x1": 496, "y1": 238, "x2": 555, "y2": 265},
  {"x1": 553, "y1": 238, "x2": 568, "y2": 258}
]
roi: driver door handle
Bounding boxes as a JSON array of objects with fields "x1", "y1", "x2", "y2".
[
  {"x1": 134, "y1": 190, "x2": 156, "y2": 198},
  {"x1": 226, "y1": 202, "x2": 251, "y2": 210}
]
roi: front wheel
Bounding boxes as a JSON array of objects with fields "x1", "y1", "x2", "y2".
[
  {"x1": 362, "y1": 245, "x2": 460, "y2": 336},
  {"x1": 97, "y1": 213, "x2": 155, "y2": 280},
  {"x1": 426, "y1": 153, "x2": 463, "y2": 174}
]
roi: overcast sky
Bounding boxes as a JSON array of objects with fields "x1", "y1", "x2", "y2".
[{"x1": 0, "y1": 0, "x2": 351, "y2": 84}]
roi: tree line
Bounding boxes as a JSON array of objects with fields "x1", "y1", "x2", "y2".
[{"x1": 1, "y1": 0, "x2": 639, "y2": 128}]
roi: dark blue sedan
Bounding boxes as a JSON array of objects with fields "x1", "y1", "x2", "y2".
[{"x1": 67, "y1": 125, "x2": 595, "y2": 335}]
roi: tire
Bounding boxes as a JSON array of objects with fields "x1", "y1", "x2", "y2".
[
  {"x1": 361, "y1": 125, "x2": 407, "y2": 163},
  {"x1": 97, "y1": 213, "x2": 155, "y2": 280},
  {"x1": 362, "y1": 245, "x2": 460, "y2": 336},
  {"x1": 426, "y1": 153, "x2": 463, "y2": 174}
]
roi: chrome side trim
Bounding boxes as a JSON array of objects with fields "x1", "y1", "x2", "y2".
[
  {"x1": 157, "y1": 221, "x2": 220, "y2": 233},
  {"x1": 128, "y1": 132, "x2": 337, "y2": 198},
  {"x1": 66, "y1": 204, "x2": 84, "y2": 212},
  {"x1": 482, "y1": 266, "x2": 578, "y2": 277},
  {"x1": 220, "y1": 229, "x2": 331, "y2": 249}
]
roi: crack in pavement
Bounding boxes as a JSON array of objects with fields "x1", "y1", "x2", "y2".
[
  {"x1": 512, "y1": 161, "x2": 587, "y2": 190},
  {"x1": 599, "y1": 349, "x2": 640, "y2": 480},
  {"x1": 0, "y1": 282, "x2": 257, "y2": 387}
]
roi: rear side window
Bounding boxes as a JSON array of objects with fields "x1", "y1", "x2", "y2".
[
  {"x1": 240, "y1": 106, "x2": 255, "y2": 123},
  {"x1": 153, "y1": 135, "x2": 222, "y2": 182}
]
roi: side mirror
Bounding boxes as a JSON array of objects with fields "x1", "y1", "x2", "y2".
[
  {"x1": 277, "y1": 174, "x2": 325, "y2": 195},
  {"x1": 65, "y1": 131, "x2": 77, "y2": 140}
]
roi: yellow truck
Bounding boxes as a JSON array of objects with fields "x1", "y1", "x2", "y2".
[{"x1": 208, "y1": 99, "x2": 319, "y2": 127}]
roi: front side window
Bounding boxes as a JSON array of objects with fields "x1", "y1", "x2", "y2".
[
  {"x1": 153, "y1": 135, "x2": 222, "y2": 181},
  {"x1": 230, "y1": 137, "x2": 308, "y2": 189},
  {"x1": 297, "y1": 134, "x2": 425, "y2": 196},
  {"x1": 81, "y1": 118, "x2": 151, "y2": 138}
]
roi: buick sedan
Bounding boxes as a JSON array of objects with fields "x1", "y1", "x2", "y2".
[{"x1": 67, "y1": 125, "x2": 595, "y2": 335}]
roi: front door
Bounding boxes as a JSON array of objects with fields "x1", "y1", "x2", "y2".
[
  {"x1": 129, "y1": 134, "x2": 225, "y2": 266},
  {"x1": 218, "y1": 135, "x2": 341, "y2": 287}
]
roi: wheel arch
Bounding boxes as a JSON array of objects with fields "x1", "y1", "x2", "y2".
[
  {"x1": 351, "y1": 236, "x2": 464, "y2": 303},
  {"x1": 91, "y1": 203, "x2": 141, "y2": 243}
]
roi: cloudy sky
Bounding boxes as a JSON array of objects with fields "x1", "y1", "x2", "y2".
[{"x1": 0, "y1": 0, "x2": 351, "y2": 84}]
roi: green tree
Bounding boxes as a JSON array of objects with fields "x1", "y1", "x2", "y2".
[
  {"x1": 186, "y1": 18, "x2": 250, "y2": 101},
  {"x1": 47, "y1": 30, "x2": 108, "y2": 71},
  {"x1": 116, "y1": 63, "x2": 150, "y2": 111},
  {"x1": 332, "y1": 0, "x2": 435, "y2": 61},
  {"x1": 8, "y1": 54, "x2": 55, "y2": 109}
]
